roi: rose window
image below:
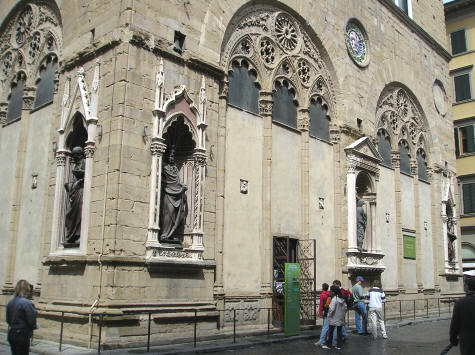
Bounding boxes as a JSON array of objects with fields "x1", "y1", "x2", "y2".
[
  {"x1": 275, "y1": 15, "x2": 298, "y2": 51},
  {"x1": 396, "y1": 90, "x2": 409, "y2": 118},
  {"x1": 260, "y1": 38, "x2": 275, "y2": 64},
  {"x1": 297, "y1": 59, "x2": 310, "y2": 84},
  {"x1": 29, "y1": 32, "x2": 41, "y2": 59},
  {"x1": 15, "y1": 7, "x2": 33, "y2": 45}
]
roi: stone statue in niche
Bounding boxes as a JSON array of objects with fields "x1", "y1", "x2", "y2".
[
  {"x1": 356, "y1": 197, "x2": 367, "y2": 252},
  {"x1": 447, "y1": 218, "x2": 457, "y2": 263},
  {"x1": 64, "y1": 146, "x2": 85, "y2": 245},
  {"x1": 159, "y1": 149, "x2": 188, "y2": 244}
]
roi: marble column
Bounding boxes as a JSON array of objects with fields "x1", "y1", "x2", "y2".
[{"x1": 346, "y1": 156, "x2": 358, "y2": 252}]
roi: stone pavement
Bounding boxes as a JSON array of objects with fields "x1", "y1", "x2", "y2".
[{"x1": 0, "y1": 316, "x2": 456, "y2": 354}]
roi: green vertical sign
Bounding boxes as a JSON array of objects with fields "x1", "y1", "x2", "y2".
[
  {"x1": 403, "y1": 235, "x2": 416, "y2": 259},
  {"x1": 284, "y1": 263, "x2": 300, "y2": 336}
]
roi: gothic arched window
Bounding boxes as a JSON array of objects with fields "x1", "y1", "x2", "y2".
[
  {"x1": 227, "y1": 60, "x2": 259, "y2": 114},
  {"x1": 309, "y1": 96, "x2": 330, "y2": 141},
  {"x1": 34, "y1": 55, "x2": 57, "y2": 109},
  {"x1": 417, "y1": 148, "x2": 428, "y2": 181},
  {"x1": 399, "y1": 140, "x2": 411, "y2": 175},
  {"x1": 272, "y1": 80, "x2": 297, "y2": 129},
  {"x1": 6, "y1": 72, "x2": 26, "y2": 124},
  {"x1": 377, "y1": 129, "x2": 392, "y2": 168}
]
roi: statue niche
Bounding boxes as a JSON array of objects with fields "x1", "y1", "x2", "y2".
[
  {"x1": 159, "y1": 117, "x2": 195, "y2": 244},
  {"x1": 356, "y1": 197, "x2": 367, "y2": 252},
  {"x1": 63, "y1": 114, "x2": 87, "y2": 246}
]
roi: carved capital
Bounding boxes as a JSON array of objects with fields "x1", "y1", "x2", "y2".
[
  {"x1": 84, "y1": 146, "x2": 96, "y2": 158},
  {"x1": 410, "y1": 159, "x2": 418, "y2": 176},
  {"x1": 194, "y1": 152, "x2": 207, "y2": 166},
  {"x1": 297, "y1": 108, "x2": 309, "y2": 132},
  {"x1": 391, "y1": 151, "x2": 400, "y2": 168},
  {"x1": 347, "y1": 154, "x2": 359, "y2": 173},
  {"x1": 426, "y1": 167, "x2": 433, "y2": 181},
  {"x1": 258, "y1": 101, "x2": 273, "y2": 116},
  {"x1": 56, "y1": 152, "x2": 66, "y2": 166},
  {"x1": 330, "y1": 127, "x2": 341, "y2": 144},
  {"x1": 151, "y1": 141, "x2": 166, "y2": 156},
  {"x1": 219, "y1": 81, "x2": 229, "y2": 99}
]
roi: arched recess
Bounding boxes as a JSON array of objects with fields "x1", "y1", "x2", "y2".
[
  {"x1": 442, "y1": 174, "x2": 460, "y2": 273},
  {"x1": 0, "y1": 0, "x2": 62, "y2": 110},
  {"x1": 220, "y1": 3, "x2": 339, "y2": 122},
  {"x1": 375, "y1": 83, "x2": 432, "y2": 176},
  {"x1": 145, "y1": 60, "x2": 207, "y2": 263},
  {"x1": 50, "y1": 63, "x2": 100, "y2": 255}
]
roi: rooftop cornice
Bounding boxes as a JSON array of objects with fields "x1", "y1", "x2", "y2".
[{"x1": 378, "y1": 0, "x2": 451, "y2": 62}]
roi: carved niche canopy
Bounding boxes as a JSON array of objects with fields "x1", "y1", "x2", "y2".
[
  {"x1": 221, "y1": 5, "x2": 337, "y2": 118},
  {"x1": 345, "y1": 136, "x2": 382, "y2": 175},
  {"x1": 0, "y1": 2, "x2": 61, "y2": 92}
]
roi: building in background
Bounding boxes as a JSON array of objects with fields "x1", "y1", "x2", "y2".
[
  {"x1": 445, "y1": 0, "x2": 475, "y2": 277},
  {"x1": 0, "y1": 0, "x2": 464, "y2": 348}
]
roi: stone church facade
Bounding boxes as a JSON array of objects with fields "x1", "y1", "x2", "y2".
[{"x1": 0, "y1": 0, "x2": 464, "y2": 347}]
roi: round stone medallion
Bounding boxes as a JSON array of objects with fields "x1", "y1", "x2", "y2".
[
  {"x1": 432, "y1": 80, "x2": 447, "y2": 117},
  {"x1": 345, "y1": 20, "x2": 369, "y2": 67}
]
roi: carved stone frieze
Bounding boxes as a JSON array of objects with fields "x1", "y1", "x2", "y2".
[
  {"x1": 347, "y1": 251, "x2": 385, "y2": 272},
  {"x1": 224, "y1": 300, "x2": 259, "y2": 323}
]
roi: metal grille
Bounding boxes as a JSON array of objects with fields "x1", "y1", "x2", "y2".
[{"x1": 297, "y1": 239, "x2": 316, "y2": 324}]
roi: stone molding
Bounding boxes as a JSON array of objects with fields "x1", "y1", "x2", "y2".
[{"x1": 346, "y1": 251, "x2": 386, "y2": 272}]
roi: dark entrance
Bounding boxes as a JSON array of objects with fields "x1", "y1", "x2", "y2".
[{"x1": 272, "y1": 237, "x2": 316, "y2": 326}]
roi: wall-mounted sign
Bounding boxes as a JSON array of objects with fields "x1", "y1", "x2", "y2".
[
  {"x1": 284, "y1": 263, "x2": 300, "y2": 336},
  {"x1": 403, "y1": 235, "x2": 416, "y2": 259}
]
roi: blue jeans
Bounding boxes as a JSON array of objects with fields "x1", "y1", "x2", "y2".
[
  {"x1": 354, "y1": 302, "x2": 368, "y2": 334},
  {"x1": 317, "y1": 317, "x2": 329, "y2": 344},
  {"x1": 318, "y1": 318, "x2": 347, "y2": 345}
]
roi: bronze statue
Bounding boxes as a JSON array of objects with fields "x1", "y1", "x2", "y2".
[
  {"x1": 64, "y1": 146, "x2": 85, "y2": 244},
  {"x1": 159, "y1": 149, "x2": 188, "y2": 243},
  {"x1": 356, "y1": 197, "x2": 367, "y2": 252}
]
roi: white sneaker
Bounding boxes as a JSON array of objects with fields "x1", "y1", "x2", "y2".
[
  {"x1": 321, "y1": 345, "x2": 331, "y2": 350},
  {"x1": 382, "y1": 334, "x2": 388, "y2": 339}
]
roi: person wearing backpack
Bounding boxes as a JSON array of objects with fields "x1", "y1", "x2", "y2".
[
  {"x1": 352, "y1": 275, "x2": 368, "y2": 335},
  {"x1": 367, "y1": 279, "x2": 387, "y2": 339},
  {"x1": 322, "y1": 285, "x2": 348, "y2": 350},
  {"x1": 315, "y1": 283, "x2": 331, "y2": 346},
  {"x1": 332, "y1": 280, "x2": 348, "y2": 341}
]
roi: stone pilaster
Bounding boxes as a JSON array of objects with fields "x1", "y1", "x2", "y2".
[
  {"x1": 411, "y1": 159, "x2": 423, "y2": 292},
  {"x1": 391, "y1": 150, "x2": 404, "y2": 291},
  {"x1": 214, "y1": 80, "x2": 228, "y2": 309},
  {"x1": 298, "y1": 108, "x2": 309, "y2": 240},
  {"x1": 258, "y1": 91, "x2": 273, "y2": 301}
]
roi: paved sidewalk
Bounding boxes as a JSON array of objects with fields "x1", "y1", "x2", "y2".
[{"x1": 0, "y1": 315, "x2": 452, "y2": 355}]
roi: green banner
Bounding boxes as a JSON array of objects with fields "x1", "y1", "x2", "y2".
[
  {"x1": 403, "y1": 235, "x2": 416, "y2": 259},
  {"x1": 284, "y1": 263, "x2": 300, "y2": 336}
]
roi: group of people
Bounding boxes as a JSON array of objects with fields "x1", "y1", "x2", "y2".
[{"x1": 316, "y1": 276, "x2": 387, "y2": 350}]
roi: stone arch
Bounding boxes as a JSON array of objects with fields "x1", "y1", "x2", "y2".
[
  {"x1": 0, "y1": 0, "x2": 62, "y2": 94},
  {"x1": 375, "y1": 83, "x2": 432, "y2": 157},
  {"x1": 220, "y1": 2, "x2": 339, "y2": 120}
]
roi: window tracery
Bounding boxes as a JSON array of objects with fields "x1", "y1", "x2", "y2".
[
  {"x1": 221, "y1": 5, "x2": 336, "y2": 130},
  {"x1": 376, "y1": 86, "x2": 429, "y2": 173},
  {"x1": 0, "y1": 1, "x2": 61, "y2": 102}
]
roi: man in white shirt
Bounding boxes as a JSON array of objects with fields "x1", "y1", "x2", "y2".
[{"x1": 367, "y1": 279, "x2": 387, "y2": 339}]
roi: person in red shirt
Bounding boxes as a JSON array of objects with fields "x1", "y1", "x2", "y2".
[{"x1": 315, "y1": 283, "x2": 331, "y2": 346}]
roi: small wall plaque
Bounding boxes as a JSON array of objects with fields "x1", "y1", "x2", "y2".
[{"x1": 240, "y1": 179, "x2": 248, "y2": 194}]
